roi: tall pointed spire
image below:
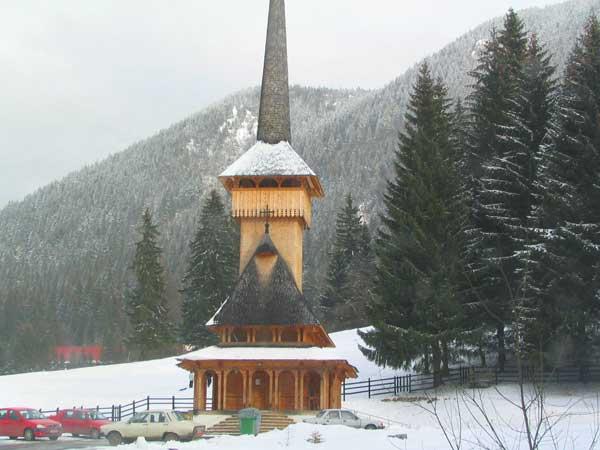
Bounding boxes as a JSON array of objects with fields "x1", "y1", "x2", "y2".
[{"x1": 257, "y1": 0, "x2": 292, "y2": 145}]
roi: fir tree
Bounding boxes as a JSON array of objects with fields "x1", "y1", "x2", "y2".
[
  {"x1": 360, "y1": 64, "x2": 468, "y2": 386},
  {"x1": 126, "y1": 208, "x2": 173, "y2": 359},
  {"x1": 528, "y1": 16, "x2": 600, "y2": 370},
  {"x1": 320, "y1": 194, "x2": 374, "y2": 330},
  {"x1": 466, "y1": 9, "x2": 529, "y2": 370},
  {"x1": 181, "y1": 190, "x2": 238, "y2": 349}
]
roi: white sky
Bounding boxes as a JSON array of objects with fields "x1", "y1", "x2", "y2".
[{"x1": 0, "y1": 0, "x2": 566, "y2": 208}]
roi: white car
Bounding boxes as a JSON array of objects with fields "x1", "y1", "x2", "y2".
[
  {"x1": 100, "y1": 410, "x2": 204, "y2": 446},
  {"x1": 303, "y1": 409, "x2": 385, "y2": 430}
]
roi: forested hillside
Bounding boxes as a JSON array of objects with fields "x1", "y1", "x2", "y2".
[{"x1": 0, "y1": 0, "x2": 598, "y2": 370}]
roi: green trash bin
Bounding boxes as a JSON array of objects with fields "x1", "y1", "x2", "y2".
[{"x1": 239, "y1": 408, "x2": 261, "y2": 435}]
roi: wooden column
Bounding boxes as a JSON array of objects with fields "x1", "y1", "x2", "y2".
[
  {"x1": 249, "y1": 370, "x2": 255, "y2": 408},
  {"x1": 242, "y1": 370, "x2": 248, "y2": 407},
  {"x1": 194, "y1": 370, "x2": 206, "y2": 412},
  {"x1": 222, "y1": 370, "x2": 229, "y2": 411},
  {"x1": 274, "y1": 370, "x2": 280, "y2": 410},
  {"x1": 324, "y1": 369, "x2": 330, "y2": 409},
  {"x1": 299, "y1": 370, "x2": 305, "y2": 411},
  {"x1": 216, "y1": 371, "x2": 223, "y2": 411},
  {"x1": 268, "y1": 371, "x2": 274, "y2": 408},
  {"x1": 294, "y1": 370, "x2": 299, "y2": 411}
]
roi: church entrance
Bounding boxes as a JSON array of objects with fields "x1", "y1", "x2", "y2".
[
  {"x1": 279, "y1": 371, "x2": 295, "y2": 410},
  {"x1": 304, "y1": 371, "x2": 321, "y2": 411},
  {"x1": 252, "y1": 371, "x2": 269, "y2": 410},
  {"x1": 225, "y1": 371, "x2": 244, "y2": 411}
]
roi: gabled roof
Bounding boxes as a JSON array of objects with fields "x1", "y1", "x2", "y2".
[
  {"x1": 207, "y1": 236, "x2": 319, "y2": 327},
  {"x1": 219, "y1": 141, "x2": 315, "y2": 178}
]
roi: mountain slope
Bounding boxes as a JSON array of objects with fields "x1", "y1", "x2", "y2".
[{"x1": 0, "y1": 0, "x2": 598, "y2": 357}]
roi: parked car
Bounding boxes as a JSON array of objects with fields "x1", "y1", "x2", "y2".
[
  {"x1": 100, "y1": 410, "x2": 204, "y2": 446},
  {"x1": 49, "y1": 408, "x2": 110, "y2": 439},
  {"x1": 0, "y1": 408, "x2": 63, "y2": 441},
  {"x1": 303, "y1": 409, "x2": 385, "y2": 430}
]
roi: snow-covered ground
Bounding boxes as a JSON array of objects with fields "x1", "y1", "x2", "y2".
[
  {"x1": 0, "y1": 328, "x2": 402, "y2": 410},
  {"x1": 2, "y1": 329, "x2": 600, "y2": 448}
]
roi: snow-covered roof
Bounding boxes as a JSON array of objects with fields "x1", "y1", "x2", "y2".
[
  {"x1": 220, "y1": 141, "x2": 316, "y2": 177},
  {"x1": 178, "y1": 345, "x2": 352, "y2": 362}
]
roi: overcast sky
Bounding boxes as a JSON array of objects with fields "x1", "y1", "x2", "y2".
[{"x1": 0, "y1": 0, "x2": 566, "y2": 208}]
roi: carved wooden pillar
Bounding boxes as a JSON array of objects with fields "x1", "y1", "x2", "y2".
[
  {"x1": 268, "y1": 370, "x2": 274, "y2": 408},
  {"x1": 323, "y1": 369, "x2": 330, "y2": 409},
  {"x1": 274, "y1": 370, "x2": 280, "y2": 410},
  {"x1": 194, "y1": 370, "x2": 206, "y2": 412},
  {"x1": 248, "y1": 370, "x2": 255, "y2": 408},
  {"x1": 319, "y1": 371, "x2": 325, "y2": 410},
  {"x1": 222, "y1": 370, "x2": 229, "y2": 411},
  {"x1": 216, "y1": 371, "x2": 223, "y2": 411},
  {"x1": 242, "y1": 370, "x2": 248, "y2": 407},
  {"x1": 299, "y1": 370, "x2": 305, "y2": 410},
  {"x1": 294, "y1": 370, "x2": 300, "y2": 411}
]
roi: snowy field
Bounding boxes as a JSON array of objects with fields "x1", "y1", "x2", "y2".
[
  {"x1": 0, "y1": 328, "x2": 402, "y2": 410},
  {"x1": 2, "y1": 329, "x2": 600, "y2": 448}
]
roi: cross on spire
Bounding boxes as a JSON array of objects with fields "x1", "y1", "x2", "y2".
[{"x1": 260, "y1": 205, "x2": 274, "y2": 234}]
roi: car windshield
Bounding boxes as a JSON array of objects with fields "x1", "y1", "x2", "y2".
[
  {"x1": 21, "y1": 410, "x2": 46, "y2": 420},
  {"x1": 89, "y1": 411, "x2": 107, "y2": 420},
  {"x1": 316, "y1": 410, "x2": 327, "y2": 418},
  {"x1": 172, "y1": 411, "x2": 186, "y2": 421}
]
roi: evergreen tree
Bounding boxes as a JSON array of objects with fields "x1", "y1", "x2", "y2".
[
  {"x1": 181, "y1": 190, "x2": 238, "y2": 349},
  {"x1": 527, "y1": 16, "x2": 600, "y2": 370},
  {"x1": 466, "y1": 10, "x2": 529, "y2": 370},
  {"x1": 360, "y1": 64, "x2": 468, "y2": 386},
  {"x1": 320, "y1": 194, "x2": 374, "y2": 330},
  {"x1": 126, "y1": 208, "x2": 173, "y2": 359}
]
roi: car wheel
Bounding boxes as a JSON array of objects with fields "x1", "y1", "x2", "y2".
[
  {"x1": 107, "y1": 431, "x2": 123, "y2": 446},
  {"x1": 49, "y1": 436, "x2": 59, "y2": 441},
  {"x1": 90, "y1": 428, "x2": 100, "y2": 440},
  {"x1": 72, "y1": 433, "x2": 79, "y2": 437},
  {"x1": 24, "y1": 429, "x2": 35, "y2": 441},
  {"x1": 365, "y1": 424, "x2": 377, "y2": 430},
  {"x1": 163, "y1": 432, "x2": 179, "y2": 442},
  {"x1": 8, "y1": 436, "x2": 18, "y2": 440}
]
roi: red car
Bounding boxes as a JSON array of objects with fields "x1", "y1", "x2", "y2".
[
  {"x1": 49, "y1": 409, "x2": 110, "y2": 439},
  {"x1": 0, "y1": 407, "x2": 62, "y2": 441}
]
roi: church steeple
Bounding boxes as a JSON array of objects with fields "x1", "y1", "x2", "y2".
[{"x1": 257, "y1": 0, "x2": 291, "y2": 144}]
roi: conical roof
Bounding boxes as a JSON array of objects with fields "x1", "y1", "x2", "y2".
[{"x1": 257, "y1": 0, "x2": 291, "y2": 144}]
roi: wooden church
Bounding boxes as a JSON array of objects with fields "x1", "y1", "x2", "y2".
[{"x1": 178, "y1": 0, "x2": 357, "y2": 413}]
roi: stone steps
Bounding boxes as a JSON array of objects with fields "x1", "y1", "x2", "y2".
[{"x1": 206, "y1": 411, "x2": 295, "y2": 436}]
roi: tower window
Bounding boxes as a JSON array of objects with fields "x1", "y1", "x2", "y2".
[
  {"x1": 239, "y1": 178, "x2": 256, "y2": 188},
  {"x1": 259, "y1": 178, "x2": 279, "y2": 188},
  {"x1": 281, "y1": 178, "x2": 301, "y2": 188}
]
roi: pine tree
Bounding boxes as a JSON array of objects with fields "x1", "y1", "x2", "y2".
[
  {"x1": 528, "y1": 16, "x2": 600, "y2": 370},
  {"x1": 360, "y1": 64, "x2": 468, "y2": 386},
  {"x1": 126, "y1": 208, "x2": 173, "y2": 359},
  {"x1": 466, "y1": 10, "x2": 529, "y2": 370},
  {"x1": 320, "y1": 194, "x2": 374, "y2": 330},
  {"x1": 181, "y1": 190, "x2": 238, "y2": 349}
]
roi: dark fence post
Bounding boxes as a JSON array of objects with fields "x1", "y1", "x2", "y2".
[
  {"x1": 368, "y1": 378, "x2": 371, "y2": 399},
  {"x1": 342, "y1": 381, "x2": 346, "y2": 402},
  {"x1": 111, "y1": 405, "x2": 114, "y2": 422},
  {"x1": 409, "y1": 374, "x2": 412, "y2": 393},
  {"x1": 118, "y1": 405, "x2": 122, "y2": 421},
  {"x1": 133, "y1": 400, "x2": 136, "y2": 415},
  {"x1": 147, "y1": 396, "x2": 150, "y2": 411},
  {"x1": 394, "y1": 376, "x2": 398, "y2": 396},
  {"x1": 172, "y1": 396, "x2": 176, "y2": 410}
]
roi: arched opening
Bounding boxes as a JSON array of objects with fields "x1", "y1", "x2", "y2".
[
  {"x1": 281, "y1": 178, "x2": 301, "y2": 188},
  {"x1": 279, "y1": 371, "x2": 296, "y2": 410},
  {"x1": 304, "y1": 372, "x2": 321, "y2": 411},
  {"x1": 252, "y1": 371, "x2": 270, "y2": 410},
  {"x1": 205, "y1": 371, "x2": 218, "y2": 411},
  {"x1": 239, "y1": 178, "x2": 256, "y2": 188},
  {"x1": 259, "y1": 178, "x2": 279, "y2": 188},
  {"x1": 255, "y1": 328, "x2": 273, "y2": 343},
  {"x1": 230, "y1": 328, "x2": 248, "y2": 343},
  {"x1": 281, "y1": 328, "x2": 298, "y2": 343},
  {"x1": 225, "y1": 371, "x2": 244, "y2": 411}
]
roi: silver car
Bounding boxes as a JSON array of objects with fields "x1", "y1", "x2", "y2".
[
  {"x1": 100, "y1": 410, "x2": 204, "y2": 446},
  {"x1": 303, "y1": 409, "x2": 385, "y2": 430}
]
